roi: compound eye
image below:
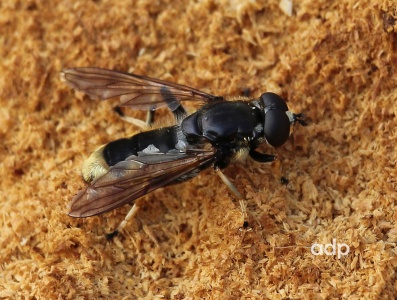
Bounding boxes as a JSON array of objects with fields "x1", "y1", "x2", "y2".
[
  {"x1": 265, "y1": 109, "x2": 291, "y2": 147},
  {"x1": 260, "y1": 92, "x2": 288, "y2": 111}
]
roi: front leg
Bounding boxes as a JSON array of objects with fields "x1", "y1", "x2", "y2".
[{"x1": 249, "y1": 150, "x2": 276, "y2": 163}]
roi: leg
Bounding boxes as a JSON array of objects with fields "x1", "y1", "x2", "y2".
[
  {"x1": 113, "y1": 106, "x2": 151, "y2": 130},
  {"x1": 215, "y1": 168, "x2": 248, "y2": 221},
  {"x1": 160, "y1": 86, "x2": 187, "y2": 123},
  {"x1": 115, "y1": 86, "x2": 188, "y2": 128},
  {"x1": 146, "y1": 109, "x2": 155, "y2": 126},
  {"x1": 106, "y1": 203, "x2": 140, "y2": 239},
  {"x1": 249, "y1": 150, "x2": 276, "y2": 163}
]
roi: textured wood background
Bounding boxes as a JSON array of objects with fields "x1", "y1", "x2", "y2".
[{"x1": 1, "y1": 0, "x2": 396, "y2": 298}]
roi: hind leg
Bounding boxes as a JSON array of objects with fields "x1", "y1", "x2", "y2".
[{"x1": 106, "y1": 203, "x2": 141, "y2": 240}]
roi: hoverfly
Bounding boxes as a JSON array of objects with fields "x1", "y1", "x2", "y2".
[{"x1": 61, "y1": 67, "x2": 306, "y2": 237}]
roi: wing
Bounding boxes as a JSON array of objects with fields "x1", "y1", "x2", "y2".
[
  {"x1": 61, "y1": 67, "x2": 222, "y2": 110},
  {"x1": 69, "y1": 149, "x2": 216, "y2": 217}
]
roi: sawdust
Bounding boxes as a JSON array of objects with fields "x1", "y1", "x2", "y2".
[{"x1": 0, "y1": 0, "x2": 396, "y2": 299}]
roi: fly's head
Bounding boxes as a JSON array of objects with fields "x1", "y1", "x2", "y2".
[{"x1": 259, "y1": 92, "x2": 307, "y2": 147}]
